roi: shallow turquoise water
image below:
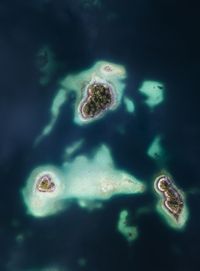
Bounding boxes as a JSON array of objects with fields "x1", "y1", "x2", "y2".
[{"x1": 0, "y1": 0, "x2": 199, "y2": 271}]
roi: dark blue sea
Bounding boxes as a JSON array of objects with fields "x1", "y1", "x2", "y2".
[{"x1": 0, "y1": 0, "x2": 200, "y2": 270}]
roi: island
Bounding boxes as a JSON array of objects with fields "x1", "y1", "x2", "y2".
[
  {"x1": 36, "y1": 174, "x2": 56, "y2": 193},
  {"x1": 35, "y1": 61, "x2": 127, "y2": 144},
  {"x1": 154, "y1": 174, "x2": 188, "y2": 229},
  {"x1": 78, "y1": 77, "x2": 116, "y2": 120}
]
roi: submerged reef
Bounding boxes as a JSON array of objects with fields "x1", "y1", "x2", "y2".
[
  {"x1": 147, "y1": 135, "x2": 165, "y2": 161},
  {"x1": 63, "y1": 139, "x2": 84, "y2": 160},
  {"x1": 36, "y1": 61, "x2": 126, "y2": 143},
  {"x1": 117, "y1": 209, "x2": 138, "y2": 243},
  {"x1": 154, "y1": 174, "x2": 188, "y2": 229},
  {"x1": 80, "y1": 0, "x2": 102, "y2": 10},
  {"x1": 22, "y1": 145, "x2": 145, "y2": 217},
  {"x1": 36, "y1": 45, "x2": 57, "y2": 86},
  {"x1": 139, "y1": 81, "x2": 164, "y2": 109},
  {"x1": 123, "y1": 96, "x2": 135, "y2": 113}
]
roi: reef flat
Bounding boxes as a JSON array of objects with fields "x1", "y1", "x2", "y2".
[
  {"x1": 64, "y1": 61, "x2": 126, "y2": 125},
  {"x1": 22, "y1": 166, "x2": 65, "y2": 217},
  {"x1": 117, "y1": 209, "x2": 138, "y2": 243},
  {"x1": 123, "y1": 96, "x2": 135, "y2": 113},
  {"x1": 36, "y1": 61, "x2": 126, "y2": 143},
  {"x1": 147, "y1": 135, "x2": 165, "y2": 161},
  {"x1": 139, "y1": 81, "x2": 164, "y2": 109},
  {"x1": 22, "y1": 145, "x2": 145, "y2": 217}
]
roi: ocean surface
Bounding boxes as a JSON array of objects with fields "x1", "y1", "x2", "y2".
[{"x1": 0, "y1": 0, "x2": 200, "y2": 270}]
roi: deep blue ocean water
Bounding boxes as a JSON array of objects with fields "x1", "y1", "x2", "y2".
[{"x1": 0, "y1": 0, "x2": 200, "y2": 270}]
